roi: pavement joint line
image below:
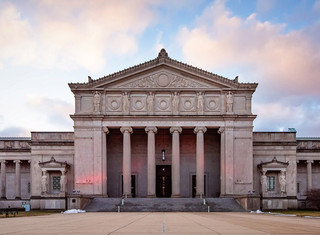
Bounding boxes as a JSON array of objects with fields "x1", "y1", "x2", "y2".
[
  {"x1": 180, "y1": 213, "x2": 223, "y2": 235},
  {"x1": 163, "y1": 212, "x2": 166, "y2": 235},
  {"x1": 106, "y1": 212, "x2": 151, "y2": 235}
]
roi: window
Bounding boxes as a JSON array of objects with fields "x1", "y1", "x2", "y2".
[
  {"x1": 297, "y1": 182, "x2": 300, "y2": 193},
  {"x1": 52, "y1": 176, "x2": 61, "y2": 191},
  {"x1": 27, "y1": 182, "x2": 31, "y2": 193},
  {"x1": 267, "y1": 176, "x2": 275, "y2": 191}
]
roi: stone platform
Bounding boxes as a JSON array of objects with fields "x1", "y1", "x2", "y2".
[
  {"x1": 84, "y1": 198, "x2": 245, "y2": 212},
  {"x1": 1, "y1": 212, "x2": 320, "y2": 234}
]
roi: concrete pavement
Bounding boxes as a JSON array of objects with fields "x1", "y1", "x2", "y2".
[{"x1": 0, "y1": 212, "x2": 319, "y2": 234}]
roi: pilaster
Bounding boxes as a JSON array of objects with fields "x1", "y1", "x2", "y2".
[{"x1": 1, "y1": 160, "x2": 7, "y2": 199}]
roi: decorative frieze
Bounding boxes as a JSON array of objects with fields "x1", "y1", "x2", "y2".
[{"x1": 118, "y1": 72, "x2": 209, "y2": 89}]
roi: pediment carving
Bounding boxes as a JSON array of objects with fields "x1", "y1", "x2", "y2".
[
  {"x1": 39, "y1": 156, "x2": 70, "y2": 169},
  {"x1": 116, "y1": 72, "x2": 209, "y2": 89}
]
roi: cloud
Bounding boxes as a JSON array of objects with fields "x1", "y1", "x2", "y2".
[
  {"x1": 177, "y1": 0, "x2": 320, "y2": 136},
  {"x1": 0, "y1": 126, "x2": 30, "y2": 137},
  {"x1": 0, "y1": 0, "x2": 160, "y2": 72},
  {"x1": 178, "y1": 0, "x2": 320, "y2": 96},
  {"x1": 28, "y1": 95, "x2": 73, "y2": 128}
]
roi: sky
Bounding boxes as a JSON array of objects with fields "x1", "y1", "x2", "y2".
[{"x1": 0, "y1": 0, "x2": 320, "y2": 137}]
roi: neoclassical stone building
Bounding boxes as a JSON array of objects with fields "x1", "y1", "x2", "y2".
[{"x1": 0, "y1": 49, "x2": 319, "y2": 211}]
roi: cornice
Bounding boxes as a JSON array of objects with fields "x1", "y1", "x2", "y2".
[{"x1": 69, "y1": 49, "x2": 258, "y2": 91}]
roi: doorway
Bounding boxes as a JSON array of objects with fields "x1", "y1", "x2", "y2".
[
  {"x1": 121, "y1": 175, "x2": 136, "y2": 198},
  {"x1": 192, "y1": 175, "x2": 207, "y2": 198},
  {"x1": 156, "y1": 165, "x2": 172, "y2": 197}
]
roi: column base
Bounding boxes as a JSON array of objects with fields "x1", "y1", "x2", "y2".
[
  {"x1": 195, "y1": 194, "x2": 205, "y2": 198},
  {"x1": 147, "y1": 194, "x2": 156, "y2": 198},
  {"x1": 171, "y1": 194, "x2": 180, "y2": 198},
  {"x1": 123, "y1": 194, "x2": 132, "y2": 198}
]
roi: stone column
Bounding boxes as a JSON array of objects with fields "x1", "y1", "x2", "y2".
[
  {"x1": 102, "y1": 127, "x2": 109, "y2": 196},
  {"x1": 145, "y1": 126, "x2": 157, "y2": 197},
  {"x1": 14, "y1": 160, "x2": 21, "y2": 199},
  {"x1": 1, "y1": 160, "x2": 7, "y2": 199},
  {"x1": 170, "y1": 126, "x2": 182, "y2": 197},
  {"x1": 307, "y1": 160, "x2": 313, "y2": 191},
  {"x1": 120, "y1": 126, "x2": 133, "y2": 197},
  {"x1": 194, "y1": 126, "x2": 207, "y2": 197},
  {"x1": 218, "y1": 127, "x2": 225, "y2": 195}
]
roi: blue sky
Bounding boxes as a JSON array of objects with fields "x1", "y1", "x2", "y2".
[{"x1": 0, "y1": 0, "x2": 320, "y2": 137}]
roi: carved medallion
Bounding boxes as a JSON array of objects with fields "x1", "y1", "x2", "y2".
[
  {"x1": 183, "y1": 100, "x2": 193, "y2": 111},
  {"x1": 156, "y1": 74, "x2": 170, "y2": 87},
  {"x1": 205, "y1": 96, "x2": 220, "y2": 112},
  {"x1": 134, "y1": 100, "x2": 145, "y2": 110},
  {"x1": 111, "y1": 100, "x2": 120, "y2": 110},
  {"x1": 159, "y1": 99, "x2": 169, "y2": 110}
]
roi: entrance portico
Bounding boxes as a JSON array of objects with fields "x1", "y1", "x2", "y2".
[{"x1": 69, "y1": 49, "x2": 257, "y2": 202}]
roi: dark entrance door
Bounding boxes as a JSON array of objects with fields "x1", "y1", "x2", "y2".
[
  {"x1": 121, "y1": 175, "x2": 136, "y2": 198},
  {"x1": 156, "y1": 165, "x2": 172, "y2": 197},
  {"x1": 192, "y1": 175, "x2": 207, "y2": 198}
]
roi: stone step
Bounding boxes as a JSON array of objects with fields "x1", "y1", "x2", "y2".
[
  {"x1": 84, "y1": 197, "x2": 245, "y2": 212},
  {"x1": 206, "y1": 198, "x2": 245, "y2": 212}
]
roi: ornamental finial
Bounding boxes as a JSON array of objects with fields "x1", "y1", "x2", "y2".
[{"x1": 158, "y1": 48, "x2": 168, "y2": 58}]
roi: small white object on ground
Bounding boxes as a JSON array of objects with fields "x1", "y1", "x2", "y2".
[
  {"x1": 250, "y1": 210, "x2": 263, "y2": 213},
  {"x1": 63, "y1": 209, "x2": 86, "y2": 214}
]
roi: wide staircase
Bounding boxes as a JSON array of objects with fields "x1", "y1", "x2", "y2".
[{"x1": 84, "y1": 197, "x2": 245, "y2": 212}]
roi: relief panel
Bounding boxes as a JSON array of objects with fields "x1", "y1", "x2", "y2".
[
  {"x1": 115, "y1": 70, "x2": 211, "y2": 89},
  {"x1": 80, "y1": 96, "x2": 93, "y2": 113},
  {"x1": 179, "y1": 94, "x2": 197, "y2": 114},
  {"x1": 106, "y1": 94, "x2": 122, "y2": 114},
  {"x1": 130, "y1": 94, "x2": 147, "y2": 114},
  {"x1": 234, "y1": 96, "x2": 246, "y2": 114},
  {"x1": 154, "y1": 94, "x2": 172, "y2": 115},
  {"x1": 204, "y1": 95, "x2": 221, "y2": 114}
]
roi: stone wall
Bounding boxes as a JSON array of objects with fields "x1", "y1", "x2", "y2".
[{"x1": 253, "y1": 132, "x2": 297, "y2": 209}]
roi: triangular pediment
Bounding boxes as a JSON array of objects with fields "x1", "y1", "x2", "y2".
[
  {"x1": 96, "y1": 68, "x2": 227, "y2": 90},
  {"x1": 258, "y1": 157, "x2": 289, "y2": 170},
  {"x1": 39, "y1": 157, "x2": 70, "y2": 169},
  {"x1": 69, "y1": 49, "x2": 258, "y2": 92}
]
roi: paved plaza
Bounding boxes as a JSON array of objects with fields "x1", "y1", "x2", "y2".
[{"x1": 0, "y1": 212, "x2": 320, "y2": 234}]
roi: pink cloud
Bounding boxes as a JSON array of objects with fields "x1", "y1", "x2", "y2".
[
  {"x1": 0, "y1": 0, "x2": 160, "y2": 72},
  {"x1": 177, "y1": 0, "x2": 320, "y2": 136},
  {"x1": 178, "y1": 0, "x2": 320, "y2": 95}
]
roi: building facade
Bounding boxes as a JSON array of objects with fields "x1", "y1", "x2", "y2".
[{"x1": 0, "y1": 49, "x2": 319, "y2": 210}]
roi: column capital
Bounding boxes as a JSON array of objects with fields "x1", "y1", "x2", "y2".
[
  {"x1": 307, "y1": 160, "x2": 314, "y2": 164},
  {"x1": 218, "y1": 127, "x2": 225, "y2": 134},
  {"x1": 170, "y1": 126, "x2": 182, "y2": 134},
  {"x1": 194, "y1": 126, "x2": 207, "y2": 134},
  {"x1": 120, "y1": 126, "x2": 133, "y2": 134},
  {"x1": 0, "y1": 160, "x2": 7, "y2": 164},
  {"x1": 145, "y1": 126, "x2": 157, "y2": 134},
  {"x1": 103, "y1": 127, "x2": 110, "y2": 134},
  {"x1": 14, "y1": 160, "x2": 21, "y2": 164}
]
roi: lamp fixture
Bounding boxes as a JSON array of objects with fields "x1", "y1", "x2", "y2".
[{"x1": 162, "y1": 149, "x2": 165, "y2": 161}]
